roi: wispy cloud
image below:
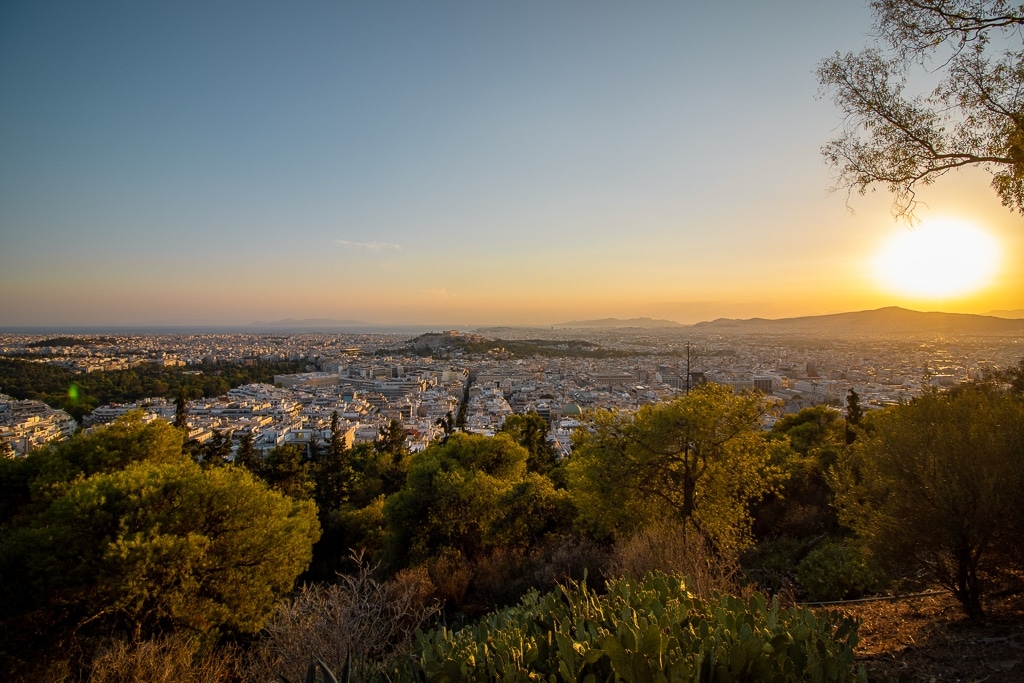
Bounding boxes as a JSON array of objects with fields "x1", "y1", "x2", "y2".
[
  {"x1": 335, "y1": 240, "x2": 402, "y2": 252},
  {"x1": 422, "y1": 288, "x2": 455, "y2": 297}
]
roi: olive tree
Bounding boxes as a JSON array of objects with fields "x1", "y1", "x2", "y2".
[{"x1": 819, "y1": 0, "x2": 1024, "y2": 217}]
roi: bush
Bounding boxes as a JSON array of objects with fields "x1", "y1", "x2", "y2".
[
  {"x1": 606, "y1": 519, "x2": 739, "y2": 598},
  {"x1": 246, "y1": 556, "x2": 439, "y2": 683},
  {"x1": 741, "y1": 536, "x2": 805, "y2": 595},
  {"x1": 409, "y1": 572, "x2": 864, "y2": 682},
  {"x1": 796, "y1": 541, "x2": 883, "y2": 602}
]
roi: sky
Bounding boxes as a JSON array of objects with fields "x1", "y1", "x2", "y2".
[{"x1": 1, "y1": 1, "x2": 1021, "y2": 327}]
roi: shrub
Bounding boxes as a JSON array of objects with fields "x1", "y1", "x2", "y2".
[
  {"x1": 246, "y1": 556, "x2": 439, "y2": 683},
  {"x1": 741, "y1": 536, "x2": 805, "y2": 595},
  {"x1": 796, "y1": 541, "x2": 883, "y2": 602}
]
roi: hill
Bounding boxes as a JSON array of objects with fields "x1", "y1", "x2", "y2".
[{"x1": 691, "y1": 307, "x2": 1024, "y2": 336}]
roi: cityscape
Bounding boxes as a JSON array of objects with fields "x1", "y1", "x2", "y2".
[{"x1": 4, "y1": 309, "x2": 1021, "y2": 459}]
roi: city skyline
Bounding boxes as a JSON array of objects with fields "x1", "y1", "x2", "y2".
[{"x1": 2, "y1": 1, "x2": 1022, "y2": 328}]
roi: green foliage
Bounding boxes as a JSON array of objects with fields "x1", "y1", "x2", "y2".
[
  {"x1": 498, "y1": 412, "x2": 559, "y2": 476},
  {"x1": 456, "y1": 337, "x2": 632, "y2": 359},
  {"x1": 487, "y1": 473, "x2": 574, "y2": 553},
  {"x1": 174, "y1": 386, "x2": 189, "y2": 429},
  {"x1": 1, "y1": 411, "x2": 185, "y2": 524},
  {"x1": 1006, "y1": 359, "x2": 1024, "y2": 394},
  {"x1": 1, "y1": 458, "x2": 319, "y2": 642},
  {"x1": 260, "y1": 443, "x2": 315, "y2": 500},
  {"x1": 832, "y1": 385, "x2": 1024, "y2": 617},
  {"x1": 409, "y1": 572, "x2": 864, "y2": 682},
  {"x1": 0, "y1": 415, "x2": 320, "y2": 677},
  {"x1": 796, "y1": 541, "x2": 883, "y2": 603},
  {"x1": 567, "y1": 384, "x2": 783, "y2": 554},
  {"x1": 314, "y1": 412, "x2": 356, "y2": 508},
  {"x1": 844, "y1": 389, "x2": 862, "y2": 444},
  {"x1": 0, "y1": 357, "x2": 302, "y2": 422},
  {"x1": 771, "y1": 406, "x2": 844, "y2": 461},
  {"x1": 383, "y1": 432, "x2": 534, "y2": 567},
  {"x1": 756, "y1": 406, "x2": 845, "y2": 539}
]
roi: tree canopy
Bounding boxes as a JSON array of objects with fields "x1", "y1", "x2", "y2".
[
  {"x1": 567, "y1": 384, "x2": 784, "y2": 554},
  {"x1": 0, "y1": 414, "x2": 320, "y2": 667},
  {"x1": 383, "y1": 432, "x2": 570, "y2": 568},
  {"x1": 832, "y1": 385, "x2": 1024, "y2": 617},
  {"x1": 819, "y1": 0, "x2": 1024, "y2": 217}
]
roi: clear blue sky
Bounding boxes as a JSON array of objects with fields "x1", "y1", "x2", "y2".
[{"x1": 2, "y1": 1, "x2": 1020, "y2": 326}]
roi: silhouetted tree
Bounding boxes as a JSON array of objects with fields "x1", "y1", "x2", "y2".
[
  {"x1": 845, "y1": 388, "x2": 863, "y2": 445},
  {"x1": 819, "y1": 0, "x2": 1024, "y2": 217},
  {"x1": 173, "y1": 386, "x2": 189, "y2": 430}
]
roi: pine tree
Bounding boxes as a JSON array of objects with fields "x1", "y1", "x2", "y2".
[
  {"x1": 314, "y1": 411, "x2": 354, "y2": 510},
  {"x1": 845, "y1": 388, "x2": 863, "y2": 445},
  {"x1": 173, "y1": 387, "x2": 189, "y2": 430}
]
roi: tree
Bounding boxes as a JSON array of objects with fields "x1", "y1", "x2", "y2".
[
  {"x1": 498, "y1": 411, "x2": 559, "y2": 475},
  {"x1": 818, "y1": 0, "x2": 1024, "y2": 218},
  {"x1": 0, "y1": 459, "x2": 319, "y2": 645},
  {"x1": 235, "y1": 430, "x2": 258, "y2": 471},
  {"x1": 567, "y1": 384, "x2": 784, "y2": 555},
  {"x1": 832, "y1": 385, "x2": 1024, "y2": 617},
  {"x1": 383, "y1": 432, "x2": 535, "y2": 566},
  {"x1": 376, "y1": 419, "x2": 410, "y2": 494},
  {"x1": 377, "y1": 419, "x2": 407, "y2": 460},
  {"x1": 314, "y1": 411, "x2": 355, "y2": 509},
  {"x1": 174, "y1": 386, "x2": 189, "y2": 430},
  {"x1": 844, "y1": 388, "x2": 864, "y2": 445},
  {"x1": 16, "y1": 411, "x2": 185, "y2": 513},
  {"x1": 435, "y1": 411, "x2": 455, "y2": 443},
  {"x1": 261, "y1": 443, "x2": 314, "y2": 500},
  {"x1": 755, "y1": 405, "x2": 846, "y2": 539},
  {"x1": 198, "y1": 429, "x2": 232, "y2": 467},
  {"x1": 1006, "y1": 358, "x2": 1024, "y2": 393}
]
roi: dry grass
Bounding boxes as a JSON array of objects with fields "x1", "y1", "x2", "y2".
[
  {"x1": 606, "y1": 520, "x2": 741, "y2": 598},
  {"x1": 88, "y1": 634, "x2": 241, "y2": 683}
]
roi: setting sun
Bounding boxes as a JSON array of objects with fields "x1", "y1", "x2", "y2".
[{"x1": 872, "y1": 218, "x2": 1000, "y2": 300}]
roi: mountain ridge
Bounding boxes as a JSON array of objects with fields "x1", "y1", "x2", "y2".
[{"x1": 691, "y1": 306, "x2": 1024, "y2": 335}]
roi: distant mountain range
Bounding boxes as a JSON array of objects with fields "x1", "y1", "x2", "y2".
[
  {"x1": 245, "y1": 308, "x2": 1024, "y2": 336},
  {"x1": 691, "y1": 307, "x2": 1024, "y2": 336},
  {"x1": 553, "y1": 317, "x2": 685, "y2": 329},
  {"x1": 249, "y1": 318, "x2": 370, "y2": 328}
]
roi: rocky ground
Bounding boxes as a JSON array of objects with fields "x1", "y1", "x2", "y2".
[{"x1": 829, "y1": 587, "x2": 1023, "y2": 682}]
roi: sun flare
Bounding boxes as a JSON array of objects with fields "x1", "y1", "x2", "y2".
[{"x1": 873, "y1": 218, "x2": 1000, "y2": 300}]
